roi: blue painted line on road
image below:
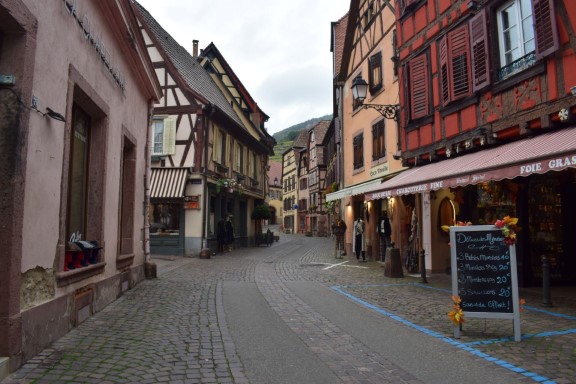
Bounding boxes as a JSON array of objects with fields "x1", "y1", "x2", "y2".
[
  {"x1": 524, "y1": 305, "x2": 576, "y2": 320},
  {"x1": 331, "y1": 285, "x2": 556, "y2": 384}
]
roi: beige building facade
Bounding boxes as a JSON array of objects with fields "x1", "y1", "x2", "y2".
[{"x1": 0, "y1": 0, "x2": 161, "y2": 375}]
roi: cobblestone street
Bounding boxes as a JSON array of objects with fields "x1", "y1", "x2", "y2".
[{"x1": 3, "y1": 231, "x2": 575, "y2": 384}]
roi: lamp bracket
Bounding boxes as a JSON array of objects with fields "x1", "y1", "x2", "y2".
[{"x1": 361, "y1": 103, "x2": 400, "y2": 121}]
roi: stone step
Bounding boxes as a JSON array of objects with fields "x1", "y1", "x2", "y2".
[{"x1": 0, "y1": 357, "x2": 9, "y2": 381}]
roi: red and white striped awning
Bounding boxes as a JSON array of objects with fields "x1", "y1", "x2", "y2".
[
  {"x1": 150, "y1": 168, "x2": 188, "y2": 199},
  {"x1": 365, "y1": 126, "x2": 576, "y2": 200}
]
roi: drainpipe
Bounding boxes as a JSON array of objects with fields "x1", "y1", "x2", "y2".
[
  {"x1": 201, "y1": 105, "x2": 214, "y2": 251},
  {"x1": 143, "y1": 101, "x2": 155, "y2": 276}
]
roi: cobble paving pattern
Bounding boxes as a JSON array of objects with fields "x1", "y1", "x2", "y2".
[
  {"x1": 3, "y1": 230, "x2": 575, "y2": 383},
  {"x1": 292, "y1": 237, "x2": 575, "y2": 384}
]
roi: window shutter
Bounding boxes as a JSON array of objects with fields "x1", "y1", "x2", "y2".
[
  {"x1": 409, "y1": 54, "x2": 429, "y2": 120},
  {"x1": 224, "y1": 134, "x2": 230, "y2": 166},
  {"x1": 212, "y1": 128, "x2": 219, "y2": 161},
  {"x1": 469, "y1": 9, "x2": 490, "y2": 92},
  {"x1": 449, "y1": 25, "x2": 471, "y2": 100},
  {"x1": 532, "y1": 0, "x2": 559, "y2": 59},
  {"x1": 163, "y1": 117, "x2": 176, "y2": 155},
  {"x1": 439, "y1": 35, "x2": 450, "y2": 105}
]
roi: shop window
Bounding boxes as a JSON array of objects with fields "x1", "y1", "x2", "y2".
[{"x1": 150, "y1": 203, "x2": 181, "y2": 235}]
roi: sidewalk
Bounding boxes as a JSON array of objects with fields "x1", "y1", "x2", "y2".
[{"x1": 316, "y1": 252, "x2": 576, "y2": 384}]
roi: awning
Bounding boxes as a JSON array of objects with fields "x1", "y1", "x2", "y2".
[
  {"x1": 150, "y1": 168, "x2": 188, "y2": 199},
  {"x1": 326, "y1": 178, "x2": 388, "y2": 202},
  {"x1": 365, "y1": 126, "x2": 576, "y2": 200}
]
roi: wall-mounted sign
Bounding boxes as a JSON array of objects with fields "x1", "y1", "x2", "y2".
[
  {"x1": 184, "y1": 195, "x2": 200, "y2": 210},
  {"x1": 63, "y1": 0, "x2": 127, "y2": 92}
]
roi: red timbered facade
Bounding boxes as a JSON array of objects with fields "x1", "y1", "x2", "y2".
[{"x1": 365, "y1": 0, "x2": 576, "y2": 285}]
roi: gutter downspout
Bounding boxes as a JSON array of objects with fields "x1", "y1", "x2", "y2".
[
  {"x1": 201, "y1": 105, "x2": 214, "y2": 251},
  {"x1": 144, "y1": 101, "x2": 155, "y2": 276}
]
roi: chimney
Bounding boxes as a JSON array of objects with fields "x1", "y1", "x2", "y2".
[{"x1": 192, "y1": 39, "x2": 199, "y2": 57}]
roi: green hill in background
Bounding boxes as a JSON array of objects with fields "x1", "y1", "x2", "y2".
[{"x1": 270, "y1": 114, "x2": 332, "y2": 161}]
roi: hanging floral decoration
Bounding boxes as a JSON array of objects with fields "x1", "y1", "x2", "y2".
[
  {"x1": 448, "y1": 295, "x2": 465, "y2": 326},
  {"x1": 494, "y1": 216, "x2": 520, "y2": 245},
  {"x1": 215, "y1": 177, "x2": 243, "y2": 194}
]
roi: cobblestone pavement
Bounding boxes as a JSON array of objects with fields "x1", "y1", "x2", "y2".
[{"x1": 2, "y1": 229, "x2": 575, "y2": 384}]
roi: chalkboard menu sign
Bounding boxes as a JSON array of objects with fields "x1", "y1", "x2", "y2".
[{"x1": 450, "y1": 225, "x2": 521, "y2": 341}]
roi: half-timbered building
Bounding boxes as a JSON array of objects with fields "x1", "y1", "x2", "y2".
[
  {"x1": 364, "y1": 0, "x2": 576, "y2": 285},
  {"x1": 305, "y1": 120, "x2": 331, "y2": 237},
  {"x1": 327, "y1": 0, "x2": 404, "y2": 260},
  {"x1": 135, "y1": 3, "x2": 274, "y2": 256}
]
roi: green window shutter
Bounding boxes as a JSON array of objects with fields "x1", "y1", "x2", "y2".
[{"x1": 163, "y1": 117, "x2": 176, "y2": 155}]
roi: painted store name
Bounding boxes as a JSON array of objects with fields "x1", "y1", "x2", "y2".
[
  {"x1": 63, "y1": 0, "x2": 127, "y2": 92},
  {"x1": 519, "y1": 155, "x2": 576, "y2": 175}
]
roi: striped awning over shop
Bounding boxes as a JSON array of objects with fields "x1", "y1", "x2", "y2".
[
  {"x1": 364, "y1": 126, "x2": 576, "y2": 200},
  {"x1": 150, "y1": 168, "x2": 188, "y2": 199}
]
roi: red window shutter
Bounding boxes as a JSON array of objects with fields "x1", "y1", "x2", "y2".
[
  {"x1": 532, "y1": 0, "x2": 559, "y2": 59},
  {"x1": 469, "y1": 9, "x2": 490, "y2": 92},
  {"x1": 439, "y1": 35, "x2": 450, "y2": 105},
  {"x1": 409, "y1": 54, "x2": 429, "y2": 120},
  {"x1": 448, "y1": 25, "x2": 471, "y2": 100}
]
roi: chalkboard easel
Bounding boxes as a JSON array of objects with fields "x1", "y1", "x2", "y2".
[{"x1": 450, "y1": 225, "x2": 521, "y2": 342}]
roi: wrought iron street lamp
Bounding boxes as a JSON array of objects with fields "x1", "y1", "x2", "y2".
[{"x1": 351, "y1": 75, "x2": 399, "y2": 121}]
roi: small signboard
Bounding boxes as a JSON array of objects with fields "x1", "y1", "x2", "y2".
[
  {"x1": 184, "y1": 195, "x2": 200, "y2": 210},
  {"x1": 450, "y1": 225, "x2": 521, "y2": 341}
]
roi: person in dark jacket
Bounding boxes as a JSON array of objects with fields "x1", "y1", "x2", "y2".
[
  {"x1": 217, "y1": 217, "x2": 227, "y2": 253},
  {"x1": 225, "y1": 215, "x2": 234, "y2": 251},
  {"x1": 332, "y1": 216, "x2": 347, "y2": 258},
  {"x1": 379, "y1": 211, "x2": 392, "y2": 262}
]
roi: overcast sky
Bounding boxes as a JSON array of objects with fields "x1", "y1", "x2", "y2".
[{"x1": 136, "y1": 0, "x2": 350, "y2": 135}]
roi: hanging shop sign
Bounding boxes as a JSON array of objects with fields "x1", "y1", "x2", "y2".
[{"x1": 184, "y1": 195, "x2": 200, "y2": 210}]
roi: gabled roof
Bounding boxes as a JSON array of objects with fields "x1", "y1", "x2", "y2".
[
  {"x1": 293, "y1": 129, "x2": 309, "y2": 148},
  {"x1": 338, "y1": 0, "x2": 360, "y2": 82},
  {"x1": 310, "y1": 120, "x2": 330, "y2": 144},
  {"x1": 331, "y1": 13, "x2": 349, "y2": 79},
  {"x1": 268, "y1": 161, "x2": 283, "y2": 185},
  {"x1": 200, "y1": 43, "x2": 269, "y2": 122},
  {"x1": 134, "y1": 2, "x2": 244, "y2": 129}
]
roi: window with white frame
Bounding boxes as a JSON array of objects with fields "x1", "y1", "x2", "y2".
[
  {"x1": 152, "y1": 117, "x2": 176, "y2": 156},
  {"x1": 496, "y1": 0, "x2": 535, "y2": 68}
]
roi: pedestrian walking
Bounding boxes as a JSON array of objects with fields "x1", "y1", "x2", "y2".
[
  {"x1": 332, "y1": 216, "x2": 347, "y2": 258},
  {"x1": 353, "y1": 216, "x2": 366, "y2": 262},
  {"x1": 217, "y1": 217, "x2": 227, "y2": 253},
  {"x1": 378, "y1": 211, "x2": 392, "y2": 262},
  {"x1": 225, "y1": 215, "x2": 235, "y2": 252}
]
